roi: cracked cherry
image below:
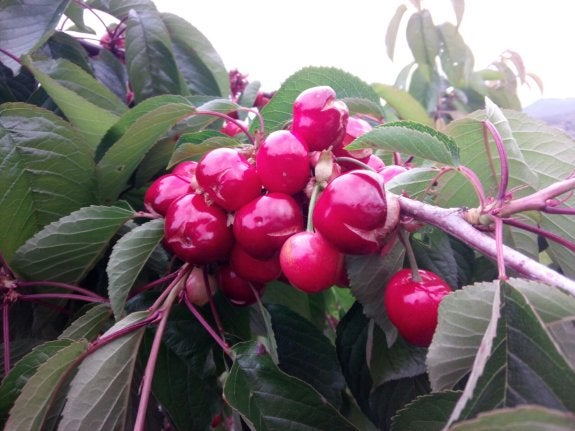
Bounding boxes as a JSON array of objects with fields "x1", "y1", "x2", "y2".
[
  {"x1": 280, "y1": 231, "x2": 344, "y2": 293},
  {"x1": 196, "y1": 147, "x2": 262, "y2": 211},
  {"x1": 256, "y1": 130, "x2": 310, "y2": 194},
  {"x1": 233, "y1": 192, "x2": 304, "y2": 259},
  {"x1": 291, "y1": 86, "x2": 349, "y2": 151},
  {"x1": 144, "y1": 173, "x2": 194, "y2": 216},
  {"x1": 163, "y1": 193, "x2": 233, "y2": 265},
  {"x1": 313, "y1": 170, "x2": 388, "y2": 254},
  {"x1": 384, "y1": 269, "x2": 452, "y2": 347}
]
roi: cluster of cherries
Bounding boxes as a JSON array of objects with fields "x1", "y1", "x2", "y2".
[{"x1": 143, "y1": 85, "x2": 451, "y2": 346}]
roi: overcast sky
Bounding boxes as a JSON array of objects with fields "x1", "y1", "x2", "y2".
[{"x1": 137, "y1": 1, "x2": 575, "y2": 107}]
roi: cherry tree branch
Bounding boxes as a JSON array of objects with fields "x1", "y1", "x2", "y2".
[{"x1": 397, "y1": 195, "x2": 575, "y2": 295}]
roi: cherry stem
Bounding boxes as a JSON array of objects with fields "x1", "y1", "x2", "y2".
[
  {"x1": 183, "y1": 294, "x2": 230, "y2": 356},
  {"x1": 19, "y1": 293, "x2": 109, "y2": 304},
  {"x1": 496, "y1": 177, "x2": 575, "y2": 217},
  {"x1": 128, "y1": 271, "x2": 178, "y2": 299},
  {"x1": 397, "y1": 195, "x2": 575, "y2": 295},
  {"x1": 334, "y1": 157, "x2": 377, "y2": 172},
  {"x1": 0, "y1": 47, "x2": 22, "y2": 65},
  {"x1": 16, "y1": 280, "x2": 106, "y2": 301},
  {"x1": 192, "y1": 110, "x2": 256, "y2": 146},
  {"x1": 494, "y1": 217, "x2": 508, "y2": 280},
  {"x1": 482, "y1": 120, "x2": 509, "y2": 203},
  {"x1": 148, "y1": 264, "x2": 190, "y2": 314},
  {"x1": 502, "y1": 217, "x2": 575, "y2": 253},
  {"x1": 0, "y1": 252, "x2": 15, "y2": 279},
  {"x1": 202, "y1": 266, "x2": 227, "y2": 345},
  {"x1": 393, "y1": 152, "x2": 402, "y2": 166},
  {"x1": 458, "y1": 166, "x2": 488, "y2": 209},
  {"x1": 2, "y1": 303, "x2": 10, "y2": 377},
  {"x1": 72, "y1": 0, "x2": 110, "y2": 33},
  {"x1": 306, "y1": 183, "x2": 323, "y2": 232},
  {"x1": 236, "y1": 107, "x2": 265, "y2": 137},
  {"x1": 398, "y1": 229, "x2": 421, "y2": 282}
]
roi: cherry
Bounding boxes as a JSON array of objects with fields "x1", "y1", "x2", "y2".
[
  {"x1": 196, "y1": 147, "x2": 262, "y2": 211},
  {"x1": 230, "y1": 243, "x2": 281, "y2": 283},
  {"x1": 184, "y1": 267, "x2": 217, "y2": 306},
  {"x1": 291, "y1": 86, "x2": 349, "y2": 151},
  {"x1": 220, "y1": 120, "x2": 245, "y2": 137},
  {"x1": 313, "y1": 170, "x2": 388, "y2": 254},
  {"x1": 256, "y1": 130, "x2": 310, "y2": 194},
  {"x1": 384, "y1": 269, "x2": 452, "y2": 347},
  {"x1": 144, "y1": 174, "x2": 194, "y2": 216},
  {"x1": 333, "y1": 116, "x2": 373, "y2": 164},
  {"x1": 233, "y1": 192, "x2": 304, "y2": 259},
  {"x1": 218, "y1": 265, "x2": 265, "y2": 306},
  {"x1": 366, "y1": 154, "x2": 386, "y2": 172},
  {"x1": 280, "y1": 231, "x2": 344, "y2": 293},
  {"x1": 380, "y1": 165, "x2": 408, "y2": 183},
  {"x1": 171, "y1": 160, "x2": 200, "y2": 190},
  {"x1": 163, "y1": 193, "x2": 233, "y2": 265}
]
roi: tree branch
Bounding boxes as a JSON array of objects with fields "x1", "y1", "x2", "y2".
[{"x1": 397, "y1": 195, "x2": 575, "y2": 295}]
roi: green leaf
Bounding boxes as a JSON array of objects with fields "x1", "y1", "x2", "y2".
[
  {"x1": 371, "y1": 83, "x2": 432, "y2": 126},
  {"x1": 11, "y1": 203, "x2": 134, "y2": 283},
  {"x1": 0, "y1": 0, "x2": 69, "y2": 73},
  {"x1": 447, "y1": 281, "x2": 575, "y2": 426},
  {"x1": 107, "y1": 219, "x2": 165, "y2": 321},
  {"x1": 58, "y1": 311, "x2": 148, "y2": 430},
  {"x1": 385, "y1": 4, "x2": 407, "y2": 60},
  {"x1": 348, "y1": 121, "x2": 460, "y2": 166},
  {"x1": 63, "y1": 1, "x2": 94, "y2": 34},
  {"x1": 450, "y1": 405, "x2": 575, "y2": 431},
  {"x1": 96, "y1": 102, "x2": 193, "y2": 203},
  {"x1": 59, "y1": 304, "x2": 113, "y2": 341},
  {"x1": 267, "y1": 303, "x2": 346, "y2": 408},
  {"x1": 391, "y1": 390, "x2": 462, "y2": 431},
  {"x1": 125, "y1": 8, "x2": 188, "y2": 103},
  {"x1": 548, "y1": 318, "x2": 575, "y2": 369},
  {"x1": 0, "y1": 102, "x2": 97, "y2": 261},
  {"x1": 4, "y1": 340, "x2": 88, "y2": 430},
  {"x1": 22, "y1": 57, "x2": 121, "y2": 149},
  {"x1": 253, "y1": 66, "x2": 382, "y2": 134},
  {"x1": 437, "y1": 23, "x2": 473, "y2": 87},
  {"x1": 385, "y1": 166, "x2": 439, "y2": 199},
  {"x1": 45, "y1": 31, "x2": 92, "y2": 73},
  {"x1": 161, "y1": 13, "x2": 229, "y2": 97},
  {"x1": 406, "y1": 10, "x2": 439, "y2": 75},
  {"x1": 168, "y1": 130, "x2": 224, "y2": 166},
  {"x1": 224, "y1": 341, "x2": 358, "y2": 431},
  {"x1": 0, "y1": 62, "x2": 37, "y2": 103},
  {"x1": 0, "y1": 339, "x2": 76, "y2": 426},
  {"x1": 91, "y1": 49, "x2": 128, "y2": 104}
]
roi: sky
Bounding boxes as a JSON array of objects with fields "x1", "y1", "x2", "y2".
[{"x1": 148, "y1": 0, "x2": 575, "y2": 108}]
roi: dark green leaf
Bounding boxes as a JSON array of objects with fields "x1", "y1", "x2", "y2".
[
  {"x1": 91, "y1": 0, "x2": 156, "y2": 19},
  {"x1": 58, "y1": 311, "x2": 148, "y2": 430},
  {"x1": 0, "y1": 62, "x2": 36, "y2": 103},
  {"x1": 58, "y1": 304, "x2": 113, "y2": 341},
  {"x1": 253, "y1": 66, "x2": 381, "y2": 134},
  {"x1": 167, "y1": 130, "x2": 220, "y2": 166},
  {"x1": 96, "y1": 102, "x2": 194, "y2": 203},
  {"x1": 161, "y1": 13, "x2": 229, "y2": 97},
  {"x1": 348, "y1": 121, "x2": 460, "y2": 166},
  {"x1": 0, "y1": 102, "x2": 97, "y2": 261},
  {"x1": 45, "y1": 31, "x2": 92, "y2": 73},
  {"x1": 372, "y1": 83, "x2": 432, "y2": 126},
  {"x1": 391, "y1": 390, "x2": 461, "y2": 431},
  {"x1": 0, "y1": 339, "x2": 75, "y2": 426},
  {"x1": 11, "y1": 203, "x2": 134, "y2": 283},
  {"x1": 125, "y1": 8, "x2": 188, "y2": 103},
  {"x1": 385, "y1": 4, "x2": 408, "y2": 60},
  {"x1": 450, "y1": 406, "x2": 575, "y2": 431},
  {"x1": 107, "y1": 218, "x2": 165, "y2": 321},
  {"x1": 340, "y1": 97, "x2": 384, "y2": 120},
  {"x1": 406, "y1": 10, "x2": 439, "y2": 74},
  {"x1": 267, "y1": 304, "x2": 346, "y2": 408},
  {"x1": 91, "y1": 49, "x2": 128, "y2": 104},
  {"x1": 4, "y1": 340, "x2": 88, "y2": 430},
  {"x1": 224, "y1": 341, "x2": 358, "y2": 431},
  {"x1": 0, "y1": 0, "x2": 69, "y2": 73}
]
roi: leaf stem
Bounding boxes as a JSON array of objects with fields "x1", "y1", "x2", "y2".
[
  {"x1": 2, "y1": 303, "x2": 10, "y2": 377},
  {"x1": 127, "y1": 271, "x2": 178, "y2": 299},
  {"x1": 334, "y1": 157, "x2": 377, "y2": 172},
  {"x1": 0, "y1": 47, "x2": 22, "y2": 65},
  {"x1": 202, "y1": 266, "x2": 227, "y2": 345},
  {"x1": 18, "y1": 293, "x2": 109, "y2": 303},
  {"x1": 398, "y1": 229, "x2": 421, "y2": 282},
  {"x1": 482, "y1": 120, "x2": 509, "y2": 203},
  {"x1": 502, "y1": 217, "x2": 575, "y2": 253},
  {"x1": 183, "y1": 294, "x2": 231, "y2": 356},
  {"x1": 16, "y1": 280, "x2": 106, "y2": 301},
  {"x1": 193, "y1": 110, "x2": 256, "y2": 146}
]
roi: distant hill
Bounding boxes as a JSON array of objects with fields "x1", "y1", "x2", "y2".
[{"x1": 523, "y1": 98, "x2": 575, "y2": 137}]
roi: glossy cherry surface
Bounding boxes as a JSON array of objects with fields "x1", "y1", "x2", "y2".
[
  {"x1": 196, "y1": 147, "x2": 262, "y2": 211},
  {"x1": 230, "y1": 243, "x2": 281, "y2": 283},
  {"x1": 233, "y1": 192, "x2": 304, "y2": 259},
  {"x1": 256, "y1": 130, "x2": 310, "y2": 194},
  {"x1": 384, "y1": 269, "x2": 452, "y2": 347},
  {"x1": 291, "y1": 86, "x2": 349, "y2": 151},
  {"x1": 184, "y1": 266, "x2": 217, "y2": 306},
  {"x1": 333, "y1": 116, "x2": 373, "y2": 163},
  {"x1": 380, "y1": 165, "x2": 408, "y2": 183},
  {"x1": 279, "y1": 231, "x2": 344, "y2": 293},
  {"x1": 144, "y1": 173, "x2": 194, "y2": 216},
  {"x1": 218, "y1": 265, "x2": 265, "y2": 306},
  {"x1": 163, "y1": 193, "x2": 233, "y2": 265},
  {"x1": 313, "y1": 170, "x2": 388, "y2": 254}
]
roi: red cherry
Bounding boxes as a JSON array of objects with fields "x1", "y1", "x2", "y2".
[
  {"x1": 185, "y1": 267, "x2": 217, "y2": 306},
  {"x1": 313, "y1": 170, "x2": 388, "y2": 254},
  {"x1": 230, "y1": 244, "x2": 281, "y2": 283},
  {"x1": 291, "y1": 86, "x2": 349, "y2": 151},
  {"x1": 384, "y1": 269, "x2": 452, "y2": 347},
  {"x1": 171, "y1": 160, "x2": 199, "y2": 190},
  {"x1": 163, "y1": 194, "x2": 233, "y2": 265},
  {"x1": 218, "y1": 265, "x2": 265, "y2": 306},
  {"x1": 280, "y1": 231, "x2": 344, "y2": 293},
  {"x1": 380, "y1": 165, "x2": 408, "y2": 183},
  {"x1": 233, "y1": 192, "x2": 304, "y2": 259},
  {"x1": 333, "y1": 116, "x2": 373, "y2": 164},
  {"x1": 366, "y1": 154, "x2": 386, "y2": 172},
  {"x1": 256, "y1": 130, "x2": 310, "y2": 194},
  {"x1": 196, "y1": 148, "x2": 262, "y2": 211},
  {"x1": 144, "y1": 174, "x2": 194, "y2": 216},
  {"x1": 220, "y1": 120, "x2": 245, "y2": 137}
]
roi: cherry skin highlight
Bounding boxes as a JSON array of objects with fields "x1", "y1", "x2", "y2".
[
  {"x1": 384, "y1": 269, "x2": 452, "y2": 347},
  {"x1": 230, "y1": 243, "x2": 282, "y2": 284},
  {"x1": 144, "y1": 174, "x2": 194, "y2": 216}
]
